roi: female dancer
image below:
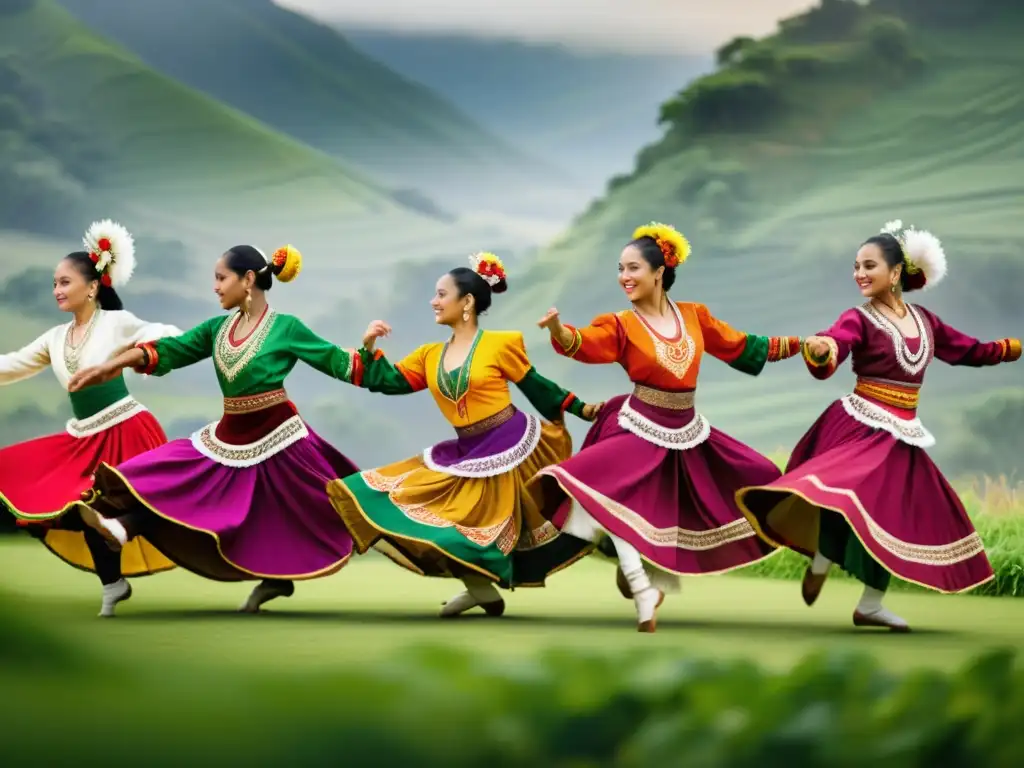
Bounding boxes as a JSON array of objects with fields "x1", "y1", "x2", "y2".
[
  {"x1": 532, "y1": 223, "x2": 803, "y2": 632},
  {"x1": 735, "y1": 220, "x2": 1019, "y2": 632},
  {"x1": 326, "y1": 253, "x2": 600, "y2": 618},
  {"x1": 57, "y1": 244, "x2": 361, "y2": 613},
  {"x1": 2, "y1": 220, "x2": 180, "y2": 616}
]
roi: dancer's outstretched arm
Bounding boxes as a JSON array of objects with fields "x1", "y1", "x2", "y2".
[
  {"x1": 802, "y1": 309, "x2": 866, "y2": 381},
  {"x1": 693, "y1": 302, "x2": 801, "y2": 376},
  {"x1": 69, "y1": 318, "x2": 220, "y2": 390},
  {"x1": 492, "y1": 330, "x2": 599, "y2": 422},
  {"x1": 538, "y1": 307, "x2": 625, "y2": 365},
  {"x1": 915, "y1": 306, "x2": 1020, "y2": 367},
  {"x1": 0, "y1": 332, "x2": 50, "y2": 385}
]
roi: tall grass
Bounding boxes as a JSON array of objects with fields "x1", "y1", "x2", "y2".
[{"x1": 739, "y1": 473, "x2": 1024, "y2": 597}]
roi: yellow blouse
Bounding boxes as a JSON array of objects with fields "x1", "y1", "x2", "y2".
[{"x1": 395, "y1": 330, "x2": 534, "y2": 427}]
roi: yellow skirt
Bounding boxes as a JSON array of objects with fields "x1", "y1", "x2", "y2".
[{"x1": 327, "y1": 417, "x2": 593, "y2": 587}]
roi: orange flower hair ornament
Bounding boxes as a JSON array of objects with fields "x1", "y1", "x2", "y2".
[
  {"x1": 880, "y1": 219, "x2": 947, "y2": 291},
  {"x1": 83, "y1": 219, "x2": 136, "y2": 288},
  {"x1": 269, "y1": 244, "x2": 303, "y2": 283},
  {"x1": 469, "y1": 252, "x2": 507, "y2": 289},
  {"x1": 632, "y1": 222, "x2": 691, "y2": 269}
]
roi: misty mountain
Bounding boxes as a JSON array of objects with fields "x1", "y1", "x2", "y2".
[
  {"x1": 55, "y1": 0, "x2": 570, "y2": 216},
  {"x1": 343, "y1": 30, "x2": 709, "y2": 192}
]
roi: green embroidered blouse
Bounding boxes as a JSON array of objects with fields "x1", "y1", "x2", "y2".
[{"x1": 137, "y1": 309, "x2": 358, "y2": 396}]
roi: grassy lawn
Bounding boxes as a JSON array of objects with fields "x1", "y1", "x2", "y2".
[{"x1": 3, "y1": 537, "x2": 1022, "y2": 674}]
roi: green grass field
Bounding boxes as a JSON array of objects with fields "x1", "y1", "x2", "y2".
[{"x1": 3, "y1": 537, "x2": 1022, "y2": 674}]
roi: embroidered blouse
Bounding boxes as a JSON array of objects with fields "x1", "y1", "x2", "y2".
[
  {"x1": 552, "y1": 301, "x2": 800, "y2": 389},
  {"x1": 803, "y1": 302, "x2": 1021, "y2": 447},
  {"x1": 0, "y1": 309, "x2": 181, "y2": 436},
  {"x1": 356, "y1": 329, "x2": 588, "y2": 428},
  {"x1": 135, "y1": 307, "x2": 362, "y2": 396}
]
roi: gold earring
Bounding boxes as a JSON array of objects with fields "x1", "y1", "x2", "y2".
[
  {"x1": 890, "y1": 283, "x2": 897, "y2": 294},
  {"x1": 462, "y1": 307, "x2": 470, "y2": 322},
  {"x1": 243, "y1": 288, "x2": 252, "y2": 318}
]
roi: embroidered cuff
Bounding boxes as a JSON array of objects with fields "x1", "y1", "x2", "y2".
[
  {"x1": 1004, "y1": 338, "x2": 1021, "y2": 363},
  {"x1": 551, "y1": 325, "x2": 582, "y2": 358},
  {"x1": 802, "y1": 337, "x2": 838, "y2": 378}
]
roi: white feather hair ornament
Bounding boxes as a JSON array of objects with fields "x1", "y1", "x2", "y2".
[
  {"x1": 879, "y1": 219, "x2": 946, "y2": 291},
  {"x1": 82, "y1": 219, "x2": 136, "y2": 288}
]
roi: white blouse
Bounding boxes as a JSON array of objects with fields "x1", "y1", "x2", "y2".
[{"x1": 0, "y1": 309, "x2": 181, "y2": 390}]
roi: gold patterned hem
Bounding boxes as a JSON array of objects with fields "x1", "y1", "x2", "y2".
[
  {"x1": 840, "y1": 394, "x2": 933, "y2": 447},
  {"x1": 733, "y1": 475, "x2": 992, "y2": 595},
  {"x1": 65, "y1": 397, "x2": 147, "y2": 439},
  {"x1": 360, "y1": 470, "x2": 518, "y2": 554},
  {"x1": 617, "y1": 398, "x2": 710, "y2": 450},
  {"x1": 455, "y1": 404, "x2": 515, "y2": 438},
  {"x1": 542, "y1": 467, "x2": 758, "y2": 552},
  {"x1": 631, "y1": 384, "x2": 695, "y2": 410},
  {"x1": 84, "y1": 464, "x2": 352, "y2": 581},
  {"x1": 423, "y1": 413, "x2": 542, "y2": 477},
  {"x1": 803, "y1": 475, "x2": 986, "y2": 566},
  {"x1": 190, "y1": 415, "x2": 308, "y2": 467},
  {"x1": 223, "y1": 389, "x2": 289, "y2": 414},
  {"x1": 515, "y1": 520, "x2": 561, "y2": 552},
  {"x1": 853, "y1": 377, "x2": 920, "y2": 410}
]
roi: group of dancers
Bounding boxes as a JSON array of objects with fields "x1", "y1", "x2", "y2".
[{"x1": 1, "y1": 217, "x2": 1018, "y2": 632}]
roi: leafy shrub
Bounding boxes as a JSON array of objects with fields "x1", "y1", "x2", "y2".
[
  {"x1": 660, "y1": 69, "x2": 781, "y2": 134},
  {"x1": 3, "y1": 632, "x2": 1024, "y2": 766},
  {"x1": 715, "y1": 36, "x2": 757, "y2": 67},
  {"x1": 779, "y1": 0, "x2": 868, "y2": 43}
]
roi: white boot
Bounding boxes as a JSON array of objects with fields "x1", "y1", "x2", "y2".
[
  {"x1": 79, "y1": 506, "x2": 126, "y2": 552},
  {"x1": 239, "y1": 580, "x2": 294, "y2": 613},
  {"x1": 439, "y1": 576, "x2": 505, "y2": 618},
  {"x1": 853, "y1": 586, "x2": 909, "y2": 632},
  {"x1": 621, "y1": 566, "x2": 663, "y2": 633},
  {"x1": 99, "y1": 578, "x2": 132, "y2": 618}
]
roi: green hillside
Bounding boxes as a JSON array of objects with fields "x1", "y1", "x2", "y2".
[
  {"x1": 0, "y1": 0, "x2": 472, "y2": 446},
  {"x1": 0, "y1": 0, "x2": 453, "y2": 238},
  {"x1": 55, "y1": 0, "x2": 569, "y2": 216},
  {"x1": 498, "y1": 0, "x2": 1024, "y2": 471}
]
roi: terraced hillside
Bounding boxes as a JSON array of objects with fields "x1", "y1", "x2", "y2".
[
  {"x1": 0, "y1": 0, "x2": 464, "y2": 441},
  {"x1": 56, "y1": 0, "x2": 570, "y2": 216},
  {"x1": 496, "y1": 0, "x2": 1024, "y2": 469}
]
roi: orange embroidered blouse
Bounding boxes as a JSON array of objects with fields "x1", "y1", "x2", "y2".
[{"x1": 553, "y1": 301, "x2": 800, "y2": 390}]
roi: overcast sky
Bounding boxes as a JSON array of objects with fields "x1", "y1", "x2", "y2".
[{"x1": 278, "y1": 0, "x2": 818, "y2": 55}]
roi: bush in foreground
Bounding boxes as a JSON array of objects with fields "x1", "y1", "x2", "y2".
[{"x1": 2, "y1": 600, "x2": 1022, "y2": 768}]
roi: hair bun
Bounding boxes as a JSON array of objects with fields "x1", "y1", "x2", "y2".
[
  {"x1": 632, "y1": 222, "x2": 690, "y2": 268},
  {"x1": 468, "y1": 252, "x2": 508, "y2": 293},
  {"x1": 270, "y1": 245, "x2": 302, "y2": 283}
]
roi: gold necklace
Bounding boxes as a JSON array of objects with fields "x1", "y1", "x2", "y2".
[{"x1": 64, "y1": 309, "x2": 101, "y2": 375}]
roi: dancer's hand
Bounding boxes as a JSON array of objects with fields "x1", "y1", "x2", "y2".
[
  {"x1": 537, "y1": 307, "x2": 563, "y2": 332},
  {"x1": 68, "y1": 363, "x2": 117, "y2": 392},
  {"x1": 803, "y1": 336, "x2": 831, "y2": 361},
  {"x1": 581, "y1": 401, "x2": 604, "y2": 421},
  {"x1": 362, "y1": 320, "x2": 392, "y2": 352}
]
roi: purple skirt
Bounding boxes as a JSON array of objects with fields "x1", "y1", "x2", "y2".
[
  {"x1": 736, "y1": 399, "x2": 994, "y2": 593},
  {"x1": 87, "y1": 421, "x2": 357, "y2": 581},
  {"x1": 533, "y1": 393, "x2": 779, "y2": 574}
]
